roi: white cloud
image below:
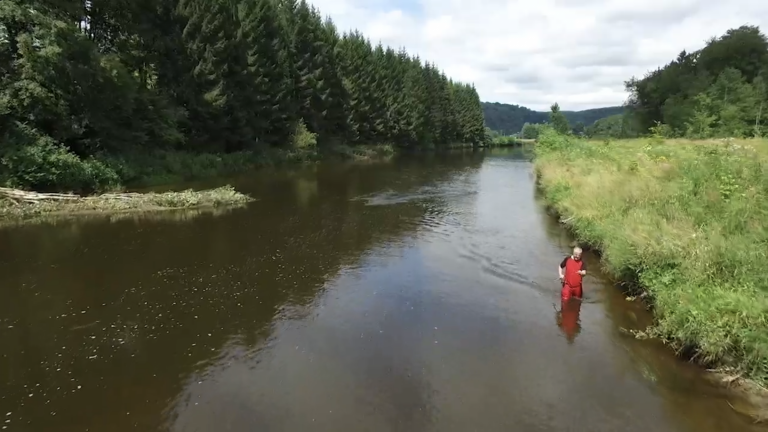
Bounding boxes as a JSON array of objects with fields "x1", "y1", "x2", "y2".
[{"x1": 310, "y1": 0, "x2": 768, "y2": 111}]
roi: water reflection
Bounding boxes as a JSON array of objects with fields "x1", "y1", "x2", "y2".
[
  {"x1": 556, "y1": 298, "x2": 583, "y2": 344},
  {"x1": 0, "y1": 203, "x2": 248, "y2": 230}
]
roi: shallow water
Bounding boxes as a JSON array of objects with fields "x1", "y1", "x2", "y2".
[{"x1": 0, "y1": 148, "x2": 763, "y2": 431}]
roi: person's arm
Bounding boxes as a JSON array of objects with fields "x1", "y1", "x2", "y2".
[
  {"x1": 559, "y1": 257, "x2": 568, "y2": 279},
  {"x1": 579, "y1": 261, "x2": 587, "y2": 276}
]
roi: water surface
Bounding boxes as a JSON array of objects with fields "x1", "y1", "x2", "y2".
[{"x1": 0, "y1": 148, "x2": 763, "y2": 431}]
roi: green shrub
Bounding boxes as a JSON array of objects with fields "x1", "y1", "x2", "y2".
[
  {"x1": 291, "y1": 120, "x2": 318, "y2": 150},
  {"x1": 1, "y1": 123, "x2": 120, "y2": 193}
]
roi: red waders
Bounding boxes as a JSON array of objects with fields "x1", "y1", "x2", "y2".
[{"x1": 561, "y1": 257, "x2": 584, "y2": 301}]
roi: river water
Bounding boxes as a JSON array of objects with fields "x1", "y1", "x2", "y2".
[{"x1": 0, "y1": 148, "x2": 764, "y2": 432}]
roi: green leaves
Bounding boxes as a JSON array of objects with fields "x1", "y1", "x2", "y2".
[
  {"x1": 549, "y1": 102, "x2": 571, "y2": 134},
  {"x1": 627, "y1": 26, "x2": 768, "y2": 138}
]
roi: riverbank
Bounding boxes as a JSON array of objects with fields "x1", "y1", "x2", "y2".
[
  {"x1": 533, "y1": 130, "x2": 768, "y2": 392},
  {"x1": 102, "y1": 144, "x2": 396, "y2": 189},
  {"x1": 0, "y1": 142, "x2": 430, "y2": 225},
  {"x1": 0, "y1": 139, "x2": 396, "y2": 195},
  {"x1": 0, "y1": 185, "x2": 253, "y2": 226}
]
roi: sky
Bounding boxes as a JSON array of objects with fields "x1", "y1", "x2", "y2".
[{"x1": 308, "y1": 0, "x2": 768, "y2": 111}]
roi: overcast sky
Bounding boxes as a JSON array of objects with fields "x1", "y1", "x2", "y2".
[{"x1": 309, "y1": 0, "x2": 768, "y2": 111}]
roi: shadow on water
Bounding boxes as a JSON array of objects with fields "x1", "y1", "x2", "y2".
[
  {"x1": 556, "y1": 299, "x2": 583, "y2": 344},
  {"x1": 0, "y1": 146, "x2": 765, "y2": 432}
]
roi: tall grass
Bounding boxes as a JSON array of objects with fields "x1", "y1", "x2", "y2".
[{"x1": 534, "y1": 129, "x2": 768, "y2": 383}]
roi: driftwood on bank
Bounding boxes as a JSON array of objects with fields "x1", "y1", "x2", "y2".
[
  {"x1": 0, "y1": 187, "x2": 149, "y2": 203},
  {"x1": 0, "y1": 185, "x2": 254, "y2": 224}
]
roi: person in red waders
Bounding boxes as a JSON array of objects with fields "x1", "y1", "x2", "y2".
[
  {"x1": 557, "y1": 247, "x2": 586, "y2": 343},
  {"x1": 559, "y1": 246, "x2": 587, "y2": 301}
]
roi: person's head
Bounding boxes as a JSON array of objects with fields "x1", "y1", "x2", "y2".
[{"x1": 572, "y1": 247, "x2": 583, "y2": 260}]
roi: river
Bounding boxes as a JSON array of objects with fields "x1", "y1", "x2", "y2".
[{"x1": 0, "y1": 148, "x2": 763, "y2": 432}]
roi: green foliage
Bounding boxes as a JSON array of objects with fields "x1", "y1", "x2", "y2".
[
  {"x1": 482, "y1": 102, "x2": 624, "y2": 135},
  {"x1": 533, "y1": 126, "x2": 566, "y2": 152},
  {"x1": 549, "y1": 102, "x2": 571, "y2": 134},
  {"x1": 572, "y1": 121, "x2": 585, "y2": 136},
  {"x1": 0, "y1": 123, "x2": 120, "y2": 193},
  {"x1": 291, "y1": 120, "x2": 318, "y2": 150},
  {"x1": 485, "y1": 129, "x2": 518, "y2": 147},
  {"x1": 626, "y1": 25, "x2": 768, "y2": 138},
  {"x1": 0, "y1": 0, "x2": 486, "y2": 192},
  {"x1": 649, "y1": 121, "x2": 673, "y2": 142},
  {"x1": 584, "y1": 114, "x2": 640, "y2": 139},
  {"x1": 685, "y1": 93, "x2": 717, "y2": 138},
  {"x1": 521, "y1": 122, "x2": 545, "y2": 139}
]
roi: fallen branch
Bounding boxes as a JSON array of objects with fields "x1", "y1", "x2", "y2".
[
  {"x1": 0, "y1": 187, "x2": 80, "y2": 202},
  {"x1": 0, "y1": 187, "x2": 166, "y2": 203}
]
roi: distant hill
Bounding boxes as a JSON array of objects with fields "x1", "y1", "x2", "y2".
[{"x1": 482, "y1": 102, "x2": 625, "y2": 135}]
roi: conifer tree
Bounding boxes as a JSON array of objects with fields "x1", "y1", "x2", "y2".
[
  {"x1": 239, "y1": 0, "x2": 295, "y2": 147},
  {"x1": 2, "y1": 0, "x2": 492, "y2": 191}
]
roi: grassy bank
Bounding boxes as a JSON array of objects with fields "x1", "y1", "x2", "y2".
[
  {"x1": 0, "y1": 185, "x2": 253, "y2": 225},
  {"x1": 534, "y1": 129, "x2": 768, "y2": 384}
]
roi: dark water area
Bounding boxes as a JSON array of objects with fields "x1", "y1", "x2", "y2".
[{"x1": 0, "y1": 148, "x2": 764, "y2": 431}]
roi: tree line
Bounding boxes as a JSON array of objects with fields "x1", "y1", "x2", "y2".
[
  {"x1": 625, "y1": 25, "x2": 768, "y2": 139},
  {"x1": 482, "y1": 102, "x2": 623, "y2": 135},
  {"x1": 521, "y1": 110, "x2": 637, "y2": 140},
  {"x1": 0, "y1": 0, "x2": 486, "y2": 192},
  {"x1": 515, "y1": 25, "x2": 768, "y2": 141},
  {"x1": 514, "y1": 103, "x2": 579, "y2": 140}
]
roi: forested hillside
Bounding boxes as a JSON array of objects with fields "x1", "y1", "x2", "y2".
[
  {"x1": 626, "y1": 25, "x2": 768, "y2": 138},
  {"x1": 0, "y1": 0, "x2": 486, "y2": 193},
  {"x1": 482, "y1": 102, "x2": 623, "y2": 134}
]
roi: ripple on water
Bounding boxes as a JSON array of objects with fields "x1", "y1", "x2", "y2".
[
  {"x1": 479, "y1": 260, "x2": 532, "y2": 287},
  {"x1": 351, "y1": 184, "x2": 478, "y2": 207}
]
